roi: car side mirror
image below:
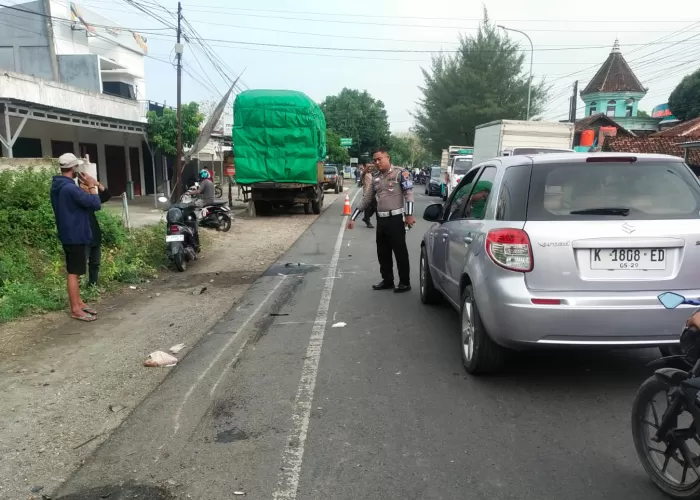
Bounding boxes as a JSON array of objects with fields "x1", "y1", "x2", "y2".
[{"x1": 423, "y1": 203, "x2": 443, "y2": 222}]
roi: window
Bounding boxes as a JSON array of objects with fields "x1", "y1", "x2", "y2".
[
  {"x1": 526, "y1": 161, "x2": 700, "y2": 221},
  {"x1": 452, "y1": 158, "x2": 472, "y2": 175},
  {"x1": 589, "y1": 101, "x2": 597, "y2": 116},
  {"x1": 626, "y1": 98, "x2": 635, "y2": 117},
  {"x1": 606, "y1": 100, "x2": 616, "y2": 117},
  {"x1": 463, "y1": 167, "x2": 497, "y2": 220},
  {"x1": 496, "y1": 165, "x2": 532, "y2": 221},
  {"x1": 444, "y1": 168, "x2": 480, "y2": 221}
]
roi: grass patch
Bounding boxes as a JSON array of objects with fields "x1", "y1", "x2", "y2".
[{"x1": 0, "y1": 167, "x2": 171, "y2": 323}]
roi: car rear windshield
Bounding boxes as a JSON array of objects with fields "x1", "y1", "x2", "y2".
[
  {"x1": 324, "y1": 167, "x2": 337, "y2": 175},
  {"x1": 431, "y1": 167, "x2": 441, "y2": 178},
  {"x1": 527, "y1": 161, "x2": 700, "y2": 221},
  {"x1": 453, "y1": 158, "x2": 472, "y2": 174}
]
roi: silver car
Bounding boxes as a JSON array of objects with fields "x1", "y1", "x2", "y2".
[{"x1": 419, "y1": 153, "x2": 700, "y2": 375}]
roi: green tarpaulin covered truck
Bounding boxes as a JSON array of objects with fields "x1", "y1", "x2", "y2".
[{"x1": 233, "y1": 89, "x2": 327, "y2": 215}]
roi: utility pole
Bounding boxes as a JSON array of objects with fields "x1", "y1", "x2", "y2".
[
  {"x1": 172, "y1": 1, "x2": 183, "y2": 202},
  {"x1": 570, "y1": 80, "x2": 579, "y2": 123}
]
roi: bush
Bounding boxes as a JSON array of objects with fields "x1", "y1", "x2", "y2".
[{"x1": 0, "y1": 167, "x2": 169, "y2": 322}]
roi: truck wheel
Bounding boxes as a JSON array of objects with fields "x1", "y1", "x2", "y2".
[
  {"x1": 312, "y1": 197, "x2": 322, "y2": 214},
  {"x1": 304, "y1": 201, "x2": 312, "y2": 214}
]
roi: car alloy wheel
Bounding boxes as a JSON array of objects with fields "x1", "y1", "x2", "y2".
[{"x1": 461, "y1": 296, "x2": 474, "y2": 363}]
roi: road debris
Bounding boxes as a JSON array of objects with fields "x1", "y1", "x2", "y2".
[
  {"x1": 109, "y1": 404, "x2": 125, "y2": 413},
  {"x1": 332, "y1": 322, "x2": 346, "y2": 328},
  {"x1": 169, "y1": 343, "x2": 185, "y2": 354},
  {"x1": 233, "y1": 492, "x2": 246, "y2": 496},
  {"x1": 143, "y1": 351, "x2": 178, "y2": 367}
]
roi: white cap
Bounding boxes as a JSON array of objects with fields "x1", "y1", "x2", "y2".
[{"x1": 58, "y1": 153, "x2": 84, "y2": 170}]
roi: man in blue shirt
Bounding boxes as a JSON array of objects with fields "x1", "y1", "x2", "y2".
[{"x1": 50, "y1": 153, "x2": 102, "y2": 322}]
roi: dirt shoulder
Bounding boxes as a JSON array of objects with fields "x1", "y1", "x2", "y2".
[{"x1": 0, "y1": 192, "x2": 344, "y2": 500}]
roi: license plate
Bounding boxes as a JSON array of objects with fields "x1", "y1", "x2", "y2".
[
  {"x1": 590, "y1": 248, "x2": 667, "y2": 270},
  {"x1": 166, "y1": 234, "x2": 185, "y2": 242}
]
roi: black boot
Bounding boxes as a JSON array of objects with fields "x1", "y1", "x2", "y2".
[
  {"x1": 394, "y1": 283, "x2": 411, "y2": 293},
  {"x1": 364, "y1": 219, "x2": 374, "y2": 228},
  {"x1": 372, "y1": 280, "x2": 394, "y2": 290}
]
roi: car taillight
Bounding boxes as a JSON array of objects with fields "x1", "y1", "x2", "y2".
[
  {"x1": 486, "y1": 229, "x2": 533, "y2": 272},
  {"x1": 170, "y1": 225, "x2": 180, "y2": 233}
]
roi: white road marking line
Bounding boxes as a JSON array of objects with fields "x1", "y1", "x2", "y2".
[
  {"x1": 272, "y1": 188, "x2": 360, "y2": 500},
  {"x1": 173, "y1": 276, "x2": 286, "y2": 434}
]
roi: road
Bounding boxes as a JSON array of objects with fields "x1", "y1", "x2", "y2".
[{"x1": 54, "y1": 186, "x2": 666, "y2": 500}]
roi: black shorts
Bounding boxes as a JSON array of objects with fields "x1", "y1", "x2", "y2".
[{"x1": 63, "y1": 244, "x2": 88, "y2": 276}]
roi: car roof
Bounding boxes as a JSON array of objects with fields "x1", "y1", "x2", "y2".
[{"x1": 495, "y1": 152, "x2": 685, "y2": 167}]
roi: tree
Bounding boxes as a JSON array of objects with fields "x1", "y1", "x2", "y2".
[
  {"x1": 146, "y1": 102, "x2": 205, "y2": 156},
  {"x1": 414, "y1": 9, "x2": 548, "y2": 154},
  {"x1": 320, "y1": 88, "x2": 390, "y2": 158},
  {"x1": 669, "y1": 68, "x2": 700, "y2": 121},
  {"x1": 637, "y1": 110, "x2": 650, "y2": 118},
  {"x1": 388, "y1": 133, "x2": 432, "y2": 168},
  {"x1": 326, "y1": 129, "x2": 350, "y2": 165}
]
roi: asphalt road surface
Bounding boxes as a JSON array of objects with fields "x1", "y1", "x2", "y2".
[{"x1": 55, "y1": 187, "x2": 667, "y2": 500}]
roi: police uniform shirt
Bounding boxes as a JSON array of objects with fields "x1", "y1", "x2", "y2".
[{"x1": 351, "y1": 166, "x2": 414, "y2": 220}]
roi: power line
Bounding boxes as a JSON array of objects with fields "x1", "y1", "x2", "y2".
[
  {"x1": 0, "y1": 2, "x2": 172, "y2": 32},
  {"x1": 152, "y1": 4, "x2": 694, "y2": 24},
  {"x1": 165, "y1": 10, "x2": 700, "y2": 33}
]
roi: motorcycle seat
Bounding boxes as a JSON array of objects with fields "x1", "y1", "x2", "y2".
[{"x1": 207, "y1": 201, "x2": 228, "y2": 207}]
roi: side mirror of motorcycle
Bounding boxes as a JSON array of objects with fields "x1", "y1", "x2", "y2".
[
  {"x1": 158, "y1": 196, "x2": 169, "y2": 203},
  {"x1": 658, "y1": 292, "x2": 687, "y2": 309}
]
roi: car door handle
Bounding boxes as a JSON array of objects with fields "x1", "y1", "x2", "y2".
[{"x1": 463, "y1": 234, "x2": 473, "y2": 244}]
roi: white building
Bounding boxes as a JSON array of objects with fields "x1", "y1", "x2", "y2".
[{"x1": 0, "y1": 0, "x2": 153, "y2": 197}]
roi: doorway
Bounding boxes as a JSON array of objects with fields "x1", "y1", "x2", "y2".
[
  {"x1": 129, "y1": 147, "x2": 141, "y2": 196},
  {"x1": 105, "y1": 145, "x2": 126, "y2": 195}
]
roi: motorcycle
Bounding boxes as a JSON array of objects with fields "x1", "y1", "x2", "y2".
[
  {"x1": 181, "y1": 191, "x2": 232, "y2": 232},
  {"x1": 632, "y1": 292, "x2": 700, "y2": 498},
  {"x1": 158, "y1": 195, "x2": 200, "y2": 272}
]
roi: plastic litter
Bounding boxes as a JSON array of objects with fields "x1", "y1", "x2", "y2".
[
  {"x1": 143, "y1": 351, "x2": 178, "y2": 367},
  {"x1": 169, "y1": 343, "x2": 185, "y2": 354},
  {"x1": 332, "y1": 322, "x2": 346, "y2": 328},
  {"x1": 233, "y1": 492, "x2": 245, "y2": 496}
]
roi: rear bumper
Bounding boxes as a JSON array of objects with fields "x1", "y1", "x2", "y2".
[{"x1": 475, "y1": 275, "x2": 695, "y2": 348}]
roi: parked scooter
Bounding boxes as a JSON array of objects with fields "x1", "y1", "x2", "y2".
[
  {"x1": 158, "y1": 195, "x2": 200, "y2": 272},
  {"x1": 631, "y1": 292, "x2": 700, "y2": 498},
  {"x1": 181, "y1": 191, "x2": 233, "y2": 232}
]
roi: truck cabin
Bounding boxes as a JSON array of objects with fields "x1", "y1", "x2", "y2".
[{"x1": 501, "y1": 147, "x2": 575, "y2": 156}]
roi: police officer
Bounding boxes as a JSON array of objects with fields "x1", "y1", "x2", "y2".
[{"x1": 347, "y1": 147, "x2": 415, "y2": 293}]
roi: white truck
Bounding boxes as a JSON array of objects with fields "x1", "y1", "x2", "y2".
[
  {"x1": 440, "y1": 146, "x2": 473, "y2": 200},
  {"x1": 472, "y1": 120, "x2": 575, "y2": 167}
]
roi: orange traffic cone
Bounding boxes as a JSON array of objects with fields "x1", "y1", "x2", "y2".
[{"x1": 342, "y1": 193, "x2": 351, "y2": 216}]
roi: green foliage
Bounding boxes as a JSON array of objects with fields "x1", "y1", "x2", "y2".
[
  {"x1": 320, "y1": 88, "x2": 390, "y2": 158},
  {"x1": 146, "y1": 102, "x2": 205, "y2": 156},
  {"x1": 388, "y1": 133, "x2": 433, "y2": 168},
  {"x1": 669, "y1": 69, "x2": 700, "y2": 121},
  {"x1": 637, "y1": 110, "x2": 650, "y2": 118},
  {"x1": 0, "y1": 168, "x2": 169, "y2": 322},
  {"x1": 414, "y1": 8, "x2": 549, "y2": 154},
  {"x1": 326, "y1": 129, "x2": 351, "y2": 165}
]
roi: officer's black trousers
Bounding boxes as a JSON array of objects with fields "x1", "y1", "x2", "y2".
[{"x1": 376, "y1": 214, "x2": 410, "y2": 285}]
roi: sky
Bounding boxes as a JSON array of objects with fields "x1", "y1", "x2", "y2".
[{"x1": 42, "y1": 0, "x2": 700, "y2": 133}]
